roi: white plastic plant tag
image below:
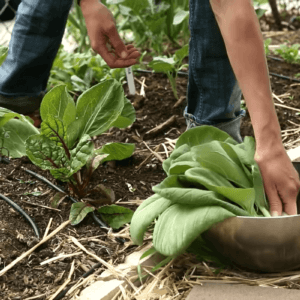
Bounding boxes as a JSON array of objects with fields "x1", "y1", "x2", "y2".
[{"x1": 125, "y1": 67, "x2": 136, "y2": 95}]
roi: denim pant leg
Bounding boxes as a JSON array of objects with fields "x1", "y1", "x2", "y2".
[
  {"x1": 0, "y1": 0, "x2": 73, "y2": 105},
  {"x1": 184, "y1": 0, "x2": 246, "y2": 143}
]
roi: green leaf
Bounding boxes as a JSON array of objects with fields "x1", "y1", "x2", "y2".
[
  {"x1": 0, "y1": 107, "x2": 26, "y2": 127},
  {"x1": 95, "y1": 142, "x2": 135, "y2": 163},
  {"x1": 174, "y1": 44, "x2": 189, "y2": 65},
  {"x1": 0, "y1": 46, "x2": 8, "y2": 66},
  {"x1": 130, "y1": 194, "x2": 172, "y2": 245},
  {"x1": 185, "y1": 168, "x2": 256, "y2": 215},
  {"x1": 70, "y1": 202, "x2": 95, "y2": 225},
  {"x1": 26, "y1": 134, "x2": 70, "y2": 170},
  {"x1": 153, "y1": 204, "x2": 235, "y2": 256},
  {"x1": 97, "y1": 204, "x2": 134, "y2": 229},
  {"x1": 168, "y1": 161, "x2": 201, "y2": 175},
  {"x1": 50, "y1": 168, "x2": 71, "y2": 182},
  {"x1": 111, "y1": 97, "x2": 136, "y2": 128},
  {"x1": 176, "y1": 125, "x2": 238, "y2": 149},
  {"x1": 162, "y1": 144, "x2": 191, "y2": 174},
  {"x1": 68, "y1": 134, "x2": 94, "y2": 177},
  {"x1": 1, "y1": 118, "x2": 39, "y2": 158},
  {"x1": 148, "y1": 57, "x2": 175, "y2": 73},
  {"x1": 40, "y1": 84, "x2": 76, "y2": 128},
  {"x1": 252, "y1": 163, "x2": 271, "y2": 216},
  {"x1": 152, "y1": 175, "x2": 251, "y2": 216},
  {"x1": 191, "y1": 141, "x2": 252, "y2": 188},
  {"x1": 173, "y1": 10, "x2": 189, "y2": 25},
  {"x1": 75, "y1": 79, "x2": 124, "y2": 138},
  {"x1": 40, "y1": 115, "x2": 69, "y2": 148},
  {"x1": 118, "y1": 0, "x2": 149, "y2": 15}
]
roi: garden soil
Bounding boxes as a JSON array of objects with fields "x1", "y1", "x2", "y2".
[{"x1": 2, "y1": 12, "x2": 300, "y2": 299}]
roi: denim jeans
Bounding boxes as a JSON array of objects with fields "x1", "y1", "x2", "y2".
[
  {"x1": 185, "y1": 0, "x2": 246, "y2": 143},
  {"x1": 0, "y1": 0, "x2": 73, "y2": 107}
]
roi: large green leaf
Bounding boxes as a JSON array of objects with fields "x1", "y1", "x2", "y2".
[
  {"x1": 1, "y1": 119, "x2": 39, "y2": 158},
  {"x1": 75, "y1": 79, "x2": 124, "y2": 137},
  {"x1": 40, "y1": 84, "x2": 76, "y2": 128},
  {"x1": 162, "y1": 144, "x2": 190, "y2": 174},
  {"x1": 40, "y1": 115, "x2": 69, "y2": 148},
  {"x1": 0, "y1": 107, "x2": 26, "y2": 127},
  {"x1": 176, "y1": 125, "x2": 238, "y2": 149},
  {"x1": 185, "y1": 168, "x2": 256, "y2": 215},
  {"x1": 130, "y1": 194, "x2": 172, "y2": 245},
  {"x1": 68, "y1": 134, "x2": 94, "y2": 177},
  {"x1": 26, "y1": 134, "x2": 70, "y2": 170},
  {"x1": 111, "y1": 97, "x2": 136, "y2": 129},
  {"x1": 168, "y1": 161, "x2": 201, "y2": 175},
  {"x1": 191, "y1": 141, "x2": 252, "y2": 188},
  {"x1": 153, "y1": 204, "x2": 235, "y2": 256},
  {"x1": 95, "y1": 142, "x2": 135, "y2": 163},
  {"x1": 152, "y1": 175, "x2": 250, "y2": 216}
]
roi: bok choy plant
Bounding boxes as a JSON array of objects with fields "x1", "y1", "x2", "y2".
[
  {"x1": 130, "y1": 125, "x2": 271, "y2": 258},
  {"x1": 25, "y1": 79, "x2": 136, "y2": 226}
]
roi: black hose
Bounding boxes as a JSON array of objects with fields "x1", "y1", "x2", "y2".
[
  {"x1": 53, "y1": 262, "x2": 102, "y2": 300},
  {"x1": 134, "y1": 68, "x2": 188, "y2": 77},
  {"x1": 22, "y1": 167, "x2": 125, "y2": 244},
  {"x1": 0, "y1": 193, "x2": 40, "y2": 239}
]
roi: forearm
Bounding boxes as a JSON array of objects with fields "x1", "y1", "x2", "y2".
[{"x1": 210, "y1": 0, "x2": 283, "y2": 151}]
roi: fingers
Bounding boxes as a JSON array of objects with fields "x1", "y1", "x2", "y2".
[
  {"x1": 266, "y1": 176, "x2": 299, "y2": 216},
  {"x1": 100, "y1": 26, "x2": 140, "y2": 68},
  {"x1": 265, "y1": 186, "x2": 283, "y2": 216}
]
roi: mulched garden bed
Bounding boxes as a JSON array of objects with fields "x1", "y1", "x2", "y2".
[{"x1": 2, "y1": 10, "x2": 300, "y2": 299}]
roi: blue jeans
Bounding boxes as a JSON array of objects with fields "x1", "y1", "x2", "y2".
[
  {"x1": 0, "y1": 0, "x2": 73, "y2": 99},
  {"x1": 184, "y1": 0, "x2": 246, "y2": 143}
]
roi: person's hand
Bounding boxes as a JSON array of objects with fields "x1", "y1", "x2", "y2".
[
  {"x1": 81, "y1": 0, "x2": 141, "y2": 69},
  {"x1": 254, "y1": 147, "x2": 300, "y2": 216}
]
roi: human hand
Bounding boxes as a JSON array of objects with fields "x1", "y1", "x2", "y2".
[
  {"x1": 81, "y1": 1, "x2": 141, "y2": 68},
  {"x1": 254, "y1": 147, "x2": 300, "y2": 216}
]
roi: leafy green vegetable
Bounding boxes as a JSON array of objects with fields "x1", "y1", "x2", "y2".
[
  {"x1": 24, "y1": 79, "x2": 136, "y2": 225},
  {"x1": 97, "y1": 204, "x2": 134, "y2": 229},
  {"x1": 130, "y1": 125, "x2": 270, "y2": 258}
]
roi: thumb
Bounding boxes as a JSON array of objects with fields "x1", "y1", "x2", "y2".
[{"x1": 107, "y1": 26, "x2": 128, "y2": 59}]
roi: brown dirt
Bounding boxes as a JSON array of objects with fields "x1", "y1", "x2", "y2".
[{"x1": 1, "y1": 10, "x2": 300, "y2": 299}]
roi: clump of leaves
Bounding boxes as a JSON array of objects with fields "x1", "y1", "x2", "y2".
[
  {"x1": 148, "y1": 44, "x2": 189, "y2": 100},
  {"x1": 130, "y1": 125, "x2": 270, "y2": 258},
  {"x1": 25, "y1": 79, "x2": 136, "y2": 227}
]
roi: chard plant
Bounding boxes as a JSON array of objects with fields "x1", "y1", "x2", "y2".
[
  {"x1": 149, "y1": 44, "x2": 188, "y2": 100},
  {"x1": 25, "y1": 79, "x2": 136, "y2": 227},
  {"x1": 130, "y1": 125, "x2": 270, "y2": 259}
]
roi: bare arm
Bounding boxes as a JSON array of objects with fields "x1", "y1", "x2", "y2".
[
  {"x1": 209, "y1": 0, "x2": 281, "y2": 152},
  {"x1": 209, "y1": 0, "x2": 300, "y2": 216}
]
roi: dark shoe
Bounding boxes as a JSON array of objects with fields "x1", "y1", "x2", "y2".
[
  {"x1": 0, "y1": 91, "x2": 45, "y2": 115},
  {"x1": 0, "y1": 91, "x2": 45, "y2": 128}
]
